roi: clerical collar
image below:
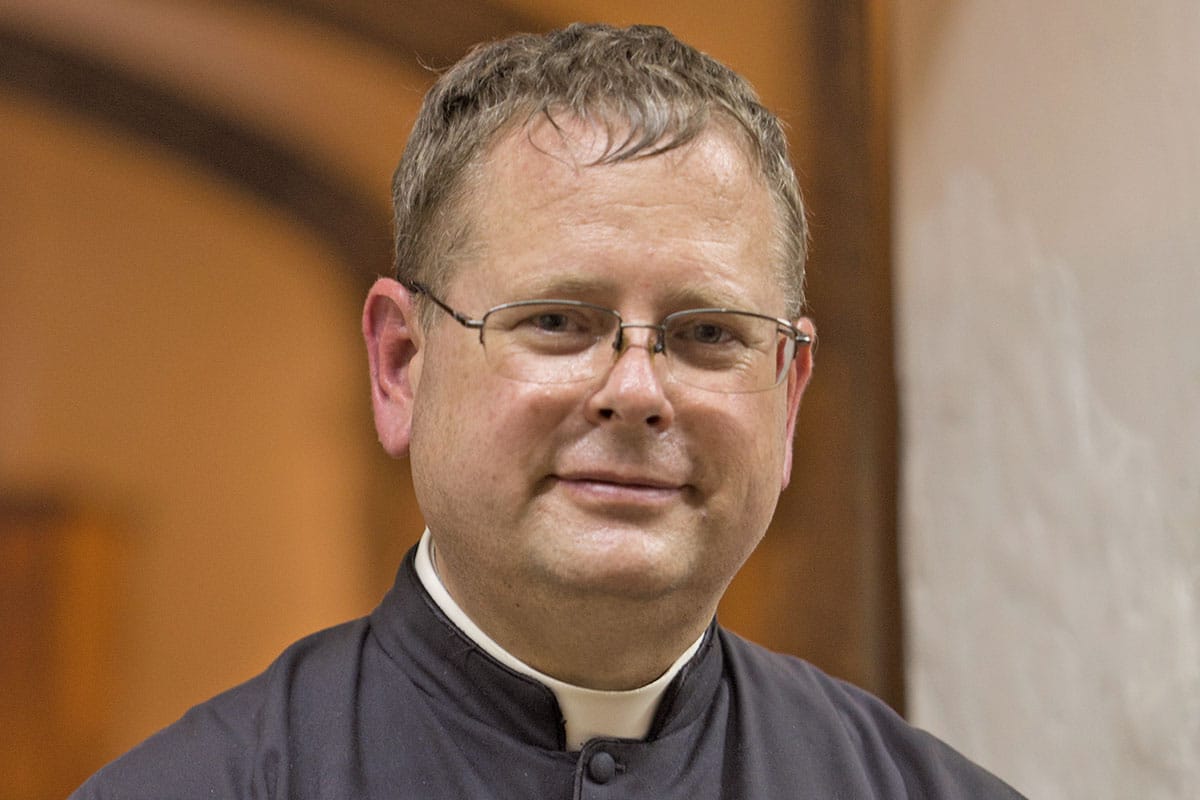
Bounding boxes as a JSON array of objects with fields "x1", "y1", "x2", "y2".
[{"x1": 413, "y1": 530, "x2": 704, "y2": 751}]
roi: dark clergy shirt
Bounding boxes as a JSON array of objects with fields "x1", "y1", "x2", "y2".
[{"x1": 72, "y1": 548, "x2": 1026, "y2": 799}]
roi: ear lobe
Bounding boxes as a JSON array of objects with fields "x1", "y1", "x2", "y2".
[
  {"x1": 780, "y1": 317, "x2": 815, "y2": 489},
  {"x1": 363, "y1": 278, "x2": 423, "y2": 457}
]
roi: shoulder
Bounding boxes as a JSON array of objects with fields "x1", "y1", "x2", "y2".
[
  {"x1": 717, "y1": 626, "x2": 895, "y2": 726},
  {"x1": 716, "y1": 628, "x2": 1026, "y2": 799},
  {"x1": 70, "y1": 617, "x2": 372, "y2": 800}
]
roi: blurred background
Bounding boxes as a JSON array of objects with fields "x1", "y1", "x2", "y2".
[{"x1": 0, "y1": 1, "x2": 1196, "y2": 798}]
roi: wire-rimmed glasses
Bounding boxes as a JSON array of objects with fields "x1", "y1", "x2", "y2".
[{"x1": 408, "y1": 282, "x2": 812, "y2": 394}]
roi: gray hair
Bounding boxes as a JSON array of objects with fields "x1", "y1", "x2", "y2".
[{"x1": 391, "y1": 22, "x2": 808, "y2": 316}]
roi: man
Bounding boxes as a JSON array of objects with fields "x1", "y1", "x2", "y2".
[{"x1": 74, "y1": 23, "x2": 1023, "y2": 798}]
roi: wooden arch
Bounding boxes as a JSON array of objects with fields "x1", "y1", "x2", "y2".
[{"x1": 0, "y1": 0, "x2": 902, "y2": 712}]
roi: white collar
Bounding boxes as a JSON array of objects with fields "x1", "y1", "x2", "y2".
[{"x1": 414, "y1": 530, "x2": 703, "y2": 751}]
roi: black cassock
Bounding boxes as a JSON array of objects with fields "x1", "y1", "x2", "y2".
[{"x1": 73, "y1": 548, "x2": 1024, "y2": 799}]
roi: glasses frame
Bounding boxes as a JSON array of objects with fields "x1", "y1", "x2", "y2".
[{"x1": 406, "y1": 281, "x2": 813, "y2": 392}]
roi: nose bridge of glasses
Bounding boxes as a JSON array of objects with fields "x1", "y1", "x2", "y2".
[{"x1": 614, "y1": 321, "x2": 666, "y2": 355}]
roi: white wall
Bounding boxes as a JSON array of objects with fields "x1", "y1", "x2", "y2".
[{"x1": 893, "y1": 3, "x2": 1200, "y2": 798}]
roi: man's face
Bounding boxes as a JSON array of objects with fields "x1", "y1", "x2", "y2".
[{"x1": 401, "y1": 118, "x2": 811, "y2": 615}]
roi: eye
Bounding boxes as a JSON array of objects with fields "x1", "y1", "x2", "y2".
[
  {"x1": 527, "y1": 311, "x2": 576, "y2": 333},
  {"x1": 672, "y1": 316, "x2": 745, "y2": 347},
  {"x1": 688, "y1": 321, "x2": 733, "y2": 345},
  {"x1": 493, "y1": 304, "x2": 614, "y2": 355},
  {"x1": 512, "y1": 307, "x2": 598, "y2": 335}
]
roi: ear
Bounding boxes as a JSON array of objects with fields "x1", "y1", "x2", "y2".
[
  {"x1": 780, "y1": 317, "x2": 816, "y2": 489},
  {"x1": 363, "y1": 278, "x2": 424, "y2": 458}
]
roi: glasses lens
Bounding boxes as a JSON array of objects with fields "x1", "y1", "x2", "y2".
[
  {"x1": 663, "y1": 310, "x2": 794, "y2": 393},
  {"x1": 481, "y1": 301, "x2": 619, "y2": 383},
  {"x1": 478, "y1": 302, "x2": 795, "y2": 392}
]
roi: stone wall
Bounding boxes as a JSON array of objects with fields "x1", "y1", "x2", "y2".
[{"x1": 893, "y1": 4, "x2": 1200, "y2": 797}]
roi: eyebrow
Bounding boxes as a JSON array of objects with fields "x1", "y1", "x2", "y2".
[
  {"x1": 656, "y1": 284, "x2": 751, "y2": 310},
  {"x1": 510, "y1": 273, "x2": 610, "y2": 300},
  {"x1": 503, "y1": 272, "x2": 755, "y2": 311}
]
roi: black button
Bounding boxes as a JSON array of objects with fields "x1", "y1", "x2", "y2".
[{"x1": 588, "y1": 751, "x2": 616, "y2": 783}]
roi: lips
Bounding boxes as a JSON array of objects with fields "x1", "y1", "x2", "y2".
[
  {"x1": 548, "y1": 468, "x2": 691, "y2": 514},
  {"x1": 553, "y1": 469, "x2": 684, "y2": 491}
]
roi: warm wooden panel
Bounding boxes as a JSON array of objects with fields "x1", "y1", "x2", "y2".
[
  {"x1": 250, "y1": 0, "x2": 542, "y2": 67},
  {"x1": 0, "y1": 498, "x2": 121, "y2": 800},
  {"x1": 719, "y1": 0, "x2": 903, "y2": 710},
  {"x1": 0, "y1": 0, "x2": 903, "y2": 750},
  {"x1": 0, "y1": 23, "x2": 391, "y2": 284}
]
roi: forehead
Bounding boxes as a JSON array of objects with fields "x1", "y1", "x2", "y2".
[
  {"x1": 452, "y1": 116, "x2": 782, "y2": 310},
  {"x1": 480, "y1": 114, "x2": 764, "y2": 215}
]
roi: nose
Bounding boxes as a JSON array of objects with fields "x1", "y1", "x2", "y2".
[{"x1": 585, "y1": 326, "x2": 675, "y2": 430}]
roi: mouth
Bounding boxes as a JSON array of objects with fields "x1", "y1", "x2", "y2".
[
  {"x1": 554, "y1": 468, "x2": 683, "y2": 489},
  {"x1": 550, "y1": 470, "x2": 688, "y2": 508}
]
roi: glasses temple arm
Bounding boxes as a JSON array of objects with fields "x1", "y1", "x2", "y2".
[{"x1": 406, "y1": 281, "x2": 484, "y2": 329}]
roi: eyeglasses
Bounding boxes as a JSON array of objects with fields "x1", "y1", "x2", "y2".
[{"x1": 408, "y1": 282, "x2": 812, "y2": 394}]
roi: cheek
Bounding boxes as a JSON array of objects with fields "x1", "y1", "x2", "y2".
[
  {"x1": 698, "y1": 396, "x2": 790, "y2": 500},
  {"x1": 413, "y1": 369, "x2": 578, "y2": 479},
  {"x1": 414, "y1": 380, "x2": 584, "y2": 541},
  {"x1": 704, "y1": 392, "x2": 789, "y2": 456}
]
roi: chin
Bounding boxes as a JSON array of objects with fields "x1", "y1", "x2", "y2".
[{"x1": 534, "y1": 528, "x2": 704, "y2": 601}]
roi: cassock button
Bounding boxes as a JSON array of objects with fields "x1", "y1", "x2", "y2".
[{"x1": 588, "y1": 751, "x2": 617, "y2": 783}]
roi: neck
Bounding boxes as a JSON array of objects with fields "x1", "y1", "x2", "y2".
[{"x1": 427, "y1": 536, "x2": 715, "y2": 690}]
